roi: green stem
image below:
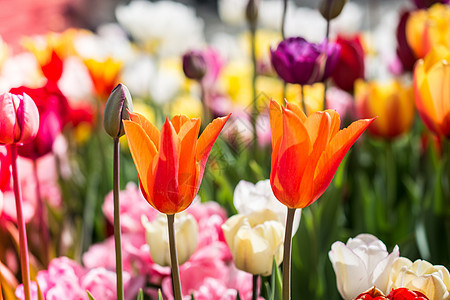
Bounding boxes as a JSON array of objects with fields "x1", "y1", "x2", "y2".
[
  {"x1": 9, "y1": 144, "x2": 31, "y2": 300},
  {"x1": 282, "y1": 208, "x2": 296, "y2": 300},
  {"x1": 252, "y1": 274, "x2": 258, "y2": 300},
  {"x1": 167, "y1": 214, "x2": 182, "y2": 300},
  {"x1": 32, "y1": 159, "x2": 49, "y2": 266},
  {"x1": 301, "y1": 86, "x2": 307, "y2": 115},
  {"x1": 385, "y1": 141, "x2": 396, "y2": 222},
  {"x1": 281, "y1": 0, "x2": 288, "y2": 39},
  {"x1": 323, "y1": 19, "x2": 330, "y2": 110},
  {"x1": 250, "y1": 19, "x2": 258, "y2": 154},
  {"x1": 113, "y1": 137, "x2": 124, "y2": 300}
]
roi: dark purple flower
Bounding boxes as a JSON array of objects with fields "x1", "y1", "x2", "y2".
[
  {"x1": 412, "y1": 0, "x2": 449, "y2": 9},
  {"x1": 270, "y1": 37, "x2": 341, "y2": 85},
  {"x1": 182, "y1": 50, "x2": 207, "y2": 80}
]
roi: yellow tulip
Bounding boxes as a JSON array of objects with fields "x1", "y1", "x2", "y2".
[
  {"x1": 406, "y1": 3, "x2": 450, "y2": 58},
  {"x1": 388, "y1": 257, "x2": 450, "y2": 300},
  {"x1": 222, "y1": 209, "x2": 284, "y2": 276},
  {"x1": 355, "y1": 79, "x2": 415, "y2": 139}
]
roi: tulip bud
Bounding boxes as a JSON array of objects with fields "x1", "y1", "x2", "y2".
[
  {"x1": 222, "y1": 209, "x2": 284, "y2": 276},
  {"x1": 103, "y1": 83, "x2": 133, "y2": 138},
  {"x1": 319, "y1": 0, "x2": 348, "y2": 21},
  {"x1": 142, "y1": 213, "x2": 198, "y2": 267},
  {"x1": 246, "y1": 0, "x2": 259, "y2": 29},
  {"x1": 182, "y1": 51, "x2": 207, "y2": 81},
  {"x1": 0, "y1": 92, "x2": 39, "y2": 145}
]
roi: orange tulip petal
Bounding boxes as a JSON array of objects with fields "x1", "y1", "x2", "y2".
[
  {"x1": 269, "y1": 100, "x2": 283, "y2": 167},
  {"x1": 286, "y1": 101, "x2": 307, "y2": 122},
  {"x1": 178, "y1": 118, "x2": 201, "y2": 200},
  {"x1": 152, "y1": 118, "x2": 181, "y2": 214},
  {"x1": 312, "y1": 118, "x2": 375, "y2": 202},
  {"x1": 123, "y1": 120, "x2": 158, "y2": 198},
  {"x1": 296, "y1": 111, "x2": 331, "y2": 208},
  {"x1": 271, "y1": 109, "x2": 311, "y2": 208},
  {"x1": 171, "y1": 114, "x2": 190, "y2": 133},
  {"x1": 196, "y1": 114, "x2": 230, "y2": 172},
  {"x1": 129, "y1": 111, "x2": 160, "y2": 149}
]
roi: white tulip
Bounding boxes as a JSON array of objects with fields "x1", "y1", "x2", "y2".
[
  {"x1": 222, "y1": 209, "x2": 284, "y2": 276},
  {"x1": 328, "y1": 233, "x2": 399, "y2": 300},
  {"x1": 388, "y1": 258, "x2": 450, "y2": 300},
  {"x1": 142, "y1": 213, "x2": 198, "y2": 267},
  {"x1": 233, "y1": 179, "x2": 301, "y2": 234}
]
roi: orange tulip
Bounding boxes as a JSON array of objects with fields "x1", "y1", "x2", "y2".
[
  {"x1": 355, "y1": 79, "x2": 415, "y2": 139},
  {"x1": 414, "y1": 46, "x2": 450, "y2": 138},
  {"x1": 270, "y1": 100, "x2": 374, "y2": 208},
  {"x1": 123, "y1": 112, "x2": 230, "y2": 214},
  {"x1": 406, "y1": 3, "x2": 450, "y2": 59}
]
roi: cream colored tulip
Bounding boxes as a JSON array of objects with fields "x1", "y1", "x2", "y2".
[
  {"x1": 222, "y1": 209, "x2": 284, "y2": 276},
  {"x1": 142, "y1": 212, "x2": 198, "y2": 267},
  {"x1": 388, "y1": 257, "x2": 450, "y2": 300},
  {"x1": 328, "y1": 234, "x2": 399, "y2": 300}
]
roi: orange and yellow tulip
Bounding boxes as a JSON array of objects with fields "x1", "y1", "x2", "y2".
[
  {"x1": 84, "y1": 57, "x2": 122, "y2": 100},
  {"x1": 406, "y1": 3, "x2": 450, "y2": 59},
  {"x1": 123, "y1": 112, "x2": 230, "y2": 214},
  {"x1": 270, "y1": 100, "x2": 374, "y2": 208},
  {"x1": 355, "y1": 79, "x2": 415, "y2": 139},
  {"x1": 414, "y1": 46, "x2": 450, "y2": 138}
]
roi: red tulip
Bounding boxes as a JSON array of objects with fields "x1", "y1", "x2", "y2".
[
  {"x1": 387, "y1": 288, "x2": 429, "y2": 300},
  {"x1": 10, "y1": 83, "x2": 69, "y2": 159},
  {"x1": 270, "y1": 100, "x2": 374, "y2": 208},
  {"x1": 123, "y1": 112, "x2": 230, "y2": 214},
  {"x1": 331, "y1": 34, "x2": 365, "y2": 91},
  {"x1": 0, "y1": 92, "x2": 39, "y2": 145}
]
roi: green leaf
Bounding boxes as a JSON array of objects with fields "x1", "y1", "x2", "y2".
[
  {"x1": 236, "y1": 291, "x2": 242, "y2": 300},
  {"x1": 87, "y1": 290, "x2": 96, "y2": 300},
  {"x1": 158, "y1": 289, "x2": 164, "y2": 300},
  {"x1": 136, "y1": 288, "x2": 144, "y2": 300}
]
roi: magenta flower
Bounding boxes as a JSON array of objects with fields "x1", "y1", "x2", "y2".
[{"x1": 270, "y1": 37, "x2": 341, "y2": 85}]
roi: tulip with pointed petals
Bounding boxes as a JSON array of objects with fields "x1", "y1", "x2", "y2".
[
  {"x1": 269, "y1": 99, "x2": 374, "y2": 208},
  {"x1": 414, "y1": 46, "x2": 450, "y2": 139},
  {"x1": 123, "y1": 112, "x2": 230, "y2": 214}
]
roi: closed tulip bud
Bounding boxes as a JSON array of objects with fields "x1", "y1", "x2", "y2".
[
  {"x1": 182, "y1": 51, "x2": 207, "y2": 81},
  {"x1": 246, "y1": 0, "x2": 259, "y2": 29},
  {"x1": 320, "y1": 0, "x2": 348, "y2": 21},
  {"x1": 0, "y1": 92, "x2": 39, "y2": 145},
  {"x1": 142, "y1": 213, "x2": 198, "y2": 267},
  {"x1": 103, "y1": 83, "x2": 133, "y2": 138},
  {"x1": 222, "y1": 209, "x2": 284, "y2": 276}
]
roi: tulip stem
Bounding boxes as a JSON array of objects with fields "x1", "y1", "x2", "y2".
[
  {"x1": 167, "y1": 214, "x2": 182, "y2": 300},
  {"x1": 113, "y1": 137, "x2": 124, "y2": 300},
  {"x1": 301, "y1": 86, "x2": 307, "y2": 115},
  {"x1": 9, "y1": 144, "x2": 31, "y2": 300},
  {"x1": 281, "y1": 0, "x2": 288, "y2": 39},
  {"x1": 282, "y1": 207, "x2": 296, "y2": 300},
  {"x1": 252, "y1": 274, "x2": 258, "y2": 300},
  {"x1": 32, "y1": 159, "x2": 50, "y2": 266},
  {"x1": 249, "y1": 10, "x2": 258, "y2": 154}
]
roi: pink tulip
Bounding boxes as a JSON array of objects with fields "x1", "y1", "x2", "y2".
[{"x1": 0, "y1": 92, "x2": 39, "y2": 145}]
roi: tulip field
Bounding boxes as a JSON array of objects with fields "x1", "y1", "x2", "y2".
[{"x1": 0, "y1": 0, "x2": 450, "y2": 299}]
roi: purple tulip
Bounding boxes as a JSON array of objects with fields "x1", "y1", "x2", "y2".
[
  {"x1": 270, "y1": 37, "x2": 341, "y2": 85},
  {"x1": 412, "y1": 0, "x2": 449, "y2": 9}
]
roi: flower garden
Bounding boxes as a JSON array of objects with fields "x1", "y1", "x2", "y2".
[{"x1": 0, "y1": 0, "x2": 450, "y2": 299}]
